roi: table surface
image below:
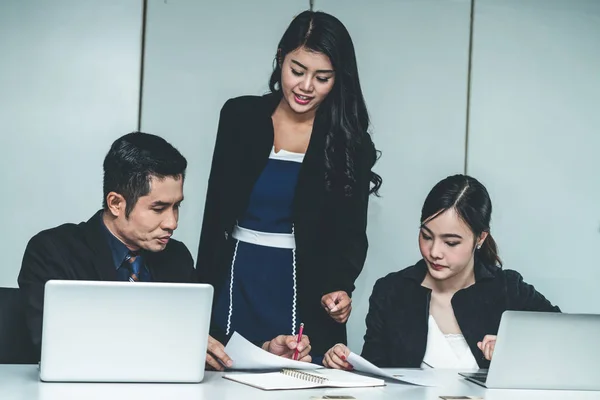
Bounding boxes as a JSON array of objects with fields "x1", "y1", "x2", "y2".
[{"x1": 1, "y1": 365, "x2": 598, "y2": 400}]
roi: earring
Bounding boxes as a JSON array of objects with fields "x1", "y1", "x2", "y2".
[{"x1": 477, "y1": 244, "x2": 482, "y2": 250}]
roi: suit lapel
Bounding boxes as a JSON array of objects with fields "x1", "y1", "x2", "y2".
[
  {"x1": 292, "y1": 107, "x2": 326, "y2": 233},
  {"x1": 228, "y1": 95, "x2": 276, "y2": 220},
  {"x1": 453, "y1": 271, "x2": 502, "y2": 368},
  {"x1": 82, "y1": 211, "x2": 118, "y2": 281},
  {"x1": 246, "y1": 95, "x2": 275, "y2": 181}
]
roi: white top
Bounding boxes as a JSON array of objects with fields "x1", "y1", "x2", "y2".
[
  {"x1": 269, "y1": 146, "x2": 305, "y2": 163},
  {"x1": 421, "y1": 315, "x2": 479, "y2": 369}
]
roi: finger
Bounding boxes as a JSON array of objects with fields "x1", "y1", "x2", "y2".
[
  {"x1": 484, "y1": 342, "x2": 493, "y2": 361},
  {"x1": 333, "y1": 344, "x2": 350, "y2": 359},
  {"x1": 482, "y1": 335, "x2": 495, "y2": 346},
  {"x1": 322, "y1": 293, "x2": 339, "y2": 311},
  {"x1": 207, "y1": 343, "x2": 233, "y2": 368},
  {"x1": 479, "y1": 337, "x2": 492, "y2": 353},
  {"x1": 326, "y1": 300, "x2": 338, "y2": 312},
  {"x1": 488, "y1": 342, "x2": 496, "y2": 360},
  {"x1": 297, "y1": 343, "x2": 311, "y2": 360},
  {"x1": 284, "y1": 335, "x2": 298, "y2": 350},
  {"x1": 299, "y1": 354, "x2": 312, "y2": 363},
  {"x1": 323, "y1": 353, "x2": 338, "y2": 369},
  {"x1": 296, "y1": 336, "x2": 310, "y2": 353},
  {"x1": 339, "y1": 308, "x2": 352, "y2": 322},
  {"x1": 205, "y1": 353, "x2": 224, "y2": 371},
  {"x1": 329, "y1": 307, "x2": 348, "y2": 317},
  {"x1": 324, "y1": 350, "x2": 346, "y2": 369},
  {"x1": 330, "y1": 350, "x2": 351, "y2": 370},
  {"x1": 331, "y1": 310, "x2": 351, "y2": 324},
  {"x1": 330, "y1": 296, "x2": 351, "y2": 313},
  {"x1": 332, "y1": 345, "x2": 352, "y2": 369}
]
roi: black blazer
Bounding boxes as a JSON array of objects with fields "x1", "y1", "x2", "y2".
[
  {"x1": 196, "y1": 93, "x2": 376, "y2": 355},
  {"x1": 361, "y1": 259, "x2": 561, "y2": 368},
  {"x1": 17, "y1": 210, "x2": 197, "y2": 359}
]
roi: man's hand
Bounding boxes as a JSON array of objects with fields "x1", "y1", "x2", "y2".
[{"x1": 205, "y1": 335, "x2": 233, "y2": 371}]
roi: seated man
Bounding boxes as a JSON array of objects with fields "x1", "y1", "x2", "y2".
[{"x1": 18, "y1": 132, "x2": 311, "y2": 370}]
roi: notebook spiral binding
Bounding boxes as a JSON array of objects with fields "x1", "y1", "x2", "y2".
[{"x1": 281, "y1": 369, "x2": 329, "y2": 384}]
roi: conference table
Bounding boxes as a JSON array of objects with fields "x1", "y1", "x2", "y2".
[{"x1": 1, "y1": 365, "x2": 598, "y2": 400}]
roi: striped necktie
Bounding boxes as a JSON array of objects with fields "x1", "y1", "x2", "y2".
[{"x1": 125, "y1": 252, "x2": 143, "y2": 282}]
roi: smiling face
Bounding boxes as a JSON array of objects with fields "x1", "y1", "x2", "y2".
[
  {"x1": 418, "y1": 208, "x2": 487, "y2": 282},
  {"x1": 279, "y1": 46, "x2": 336, "y2": 116}
]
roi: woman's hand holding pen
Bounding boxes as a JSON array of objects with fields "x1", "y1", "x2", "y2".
[
  {"x1": 262, "y1": 334, "x2": 312, "y2": 362},
  {"x1": 321, "y1": 291, "x2": 352, "y2": 323}
]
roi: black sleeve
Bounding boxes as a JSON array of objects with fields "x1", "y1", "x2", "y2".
[
  {"x1": 196, "y1": 99, "x2": 234, "y2": 282},
  {"x1": 360, "y1": 276, "x2": 391, "y2": 367},
  {"x1": 320, "y1": 141, "x2": 374, "y2": 296},
  {"x1": 505, "y1": 270, "x2": 561, "y2": 312},
  {"x1": 17, "y1": 233, "x2": 68, "y2": 356}
]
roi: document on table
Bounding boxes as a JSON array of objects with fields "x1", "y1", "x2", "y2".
[
  {"x1": 347, "y1": 352, "x2": 437, "y2": 386},
  {"x1": 224, "y1": 368, "x2": 385, "y2": 390},
  {"x1": 224, "y1": 332, "x2": 323, "y2": 370}
]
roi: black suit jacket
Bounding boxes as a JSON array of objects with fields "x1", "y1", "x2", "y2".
[
  {"x1": 17, "y1": 210, "x2": 198, "y2": 359},
  {"x1": 196, "y1": 93, "x2": 376, "y2": 355},
  {"x1": 361, "y1": 259, "x2": 561, "y2": 368}
]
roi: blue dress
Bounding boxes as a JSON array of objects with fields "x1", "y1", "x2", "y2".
[{"x1": 213, "y1": 147, "x2": 304, "y2": 343}]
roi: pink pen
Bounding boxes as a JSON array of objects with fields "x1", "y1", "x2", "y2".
[{"x1": 293, "y1": 323, "x2": 304, "y2": 361}]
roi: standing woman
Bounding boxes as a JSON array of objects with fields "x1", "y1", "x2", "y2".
[{"x1": 196, "y1": 10, "x2": 382, "y2": 360}]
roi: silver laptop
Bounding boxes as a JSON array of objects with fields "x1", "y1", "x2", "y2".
[
  {"x1": 460, "y1": 311, "x2": 600, "y2": 390},
  {"x1": 40, "y1": 280, "x2": 213, "y2": 383}
]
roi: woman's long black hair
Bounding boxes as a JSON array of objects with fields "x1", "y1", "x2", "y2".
[
  {"x1": 269, "y1": 10, "x2": 382, "y2": 197},
  {"x1": 421, "y1": 174, "x2": 502, "y2": 267}
]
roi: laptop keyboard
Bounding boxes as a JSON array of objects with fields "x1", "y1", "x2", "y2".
[{"x1": 468, "y1": 372, "x2": 488, "y2": 383}]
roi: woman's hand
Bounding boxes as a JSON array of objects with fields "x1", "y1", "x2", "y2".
[
  {"x1": 321, "y1": 291, "x2": 352, "y2": 323},
  {"x1": 323, "y1": 343, "x2": 353, "y2": 370},
  {"x1": 477, "y1": 335, "x2": 497, "y2": 361},
  {"x1": 262, "y1": 334, "x2": 312, "y2": 363}
]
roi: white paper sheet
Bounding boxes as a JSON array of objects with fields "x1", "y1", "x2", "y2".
[
  {"x1": 347, "y1": 352, "x2": 437, "y2": 386},
  {"x1": 224, "y1": 332, "x2": 323, "y2": 370}
]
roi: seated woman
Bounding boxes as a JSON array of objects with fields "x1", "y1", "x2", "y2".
[{"x1": 323, "y1": 174, "x2": 560, "y2": 370}]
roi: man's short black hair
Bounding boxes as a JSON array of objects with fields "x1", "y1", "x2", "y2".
[{"x1": 102, "y1": 132, "x2": 187, "y2": 217}]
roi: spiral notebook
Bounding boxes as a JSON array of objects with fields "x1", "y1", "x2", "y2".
[{"x1": 223, "y1": 368, "x2": 385, "y2": 390}]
